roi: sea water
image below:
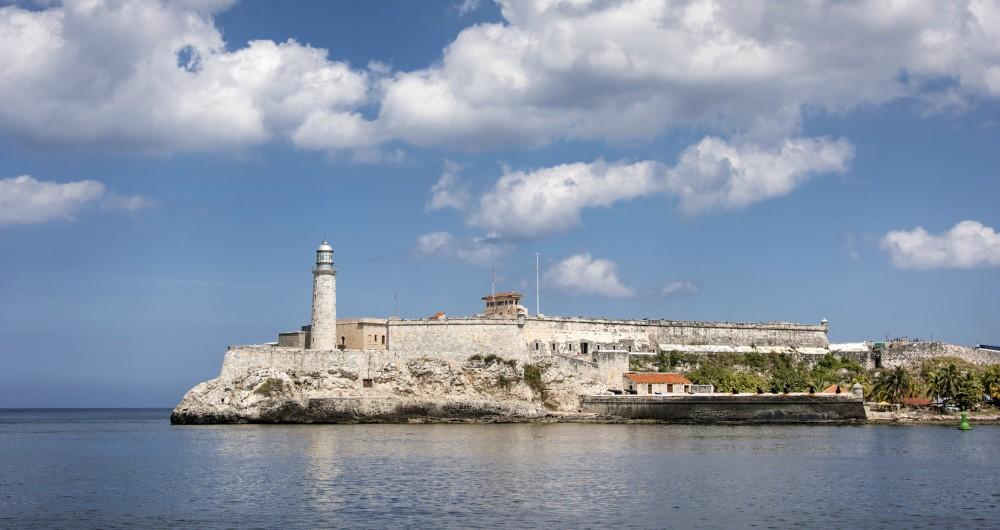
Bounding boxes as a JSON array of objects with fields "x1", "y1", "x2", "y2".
[{"x1": 1, "y1": 409, "x2": 997, "y2": 528}]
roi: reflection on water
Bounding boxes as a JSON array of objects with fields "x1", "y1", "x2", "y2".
[{"x1": 1, "y1": 409, "x2": 998, "y2": 528}]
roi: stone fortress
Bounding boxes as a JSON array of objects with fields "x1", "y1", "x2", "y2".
[
  {"x1": 171, "y1": 240, "x2": 1000, "y2": 424},
  {"x1": 238, "y1": 241, "x2": 1000, "y2": 381},
  {"x1": 277, "y1": 242, "x2": 829, "y2": 358}
]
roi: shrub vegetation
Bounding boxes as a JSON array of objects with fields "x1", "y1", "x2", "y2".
[
  {"x1": 254, "y1": 378, "x2": 288, "y2": 397},
  {"x1": 522, "y1": 364, "x2": 545, "y2": 395}
]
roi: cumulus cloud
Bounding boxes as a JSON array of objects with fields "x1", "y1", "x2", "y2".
[
  {"x1": 664, "y1": 136, "x2": 854, "y2": 215},
  {"x1": 427, "y1": 160, "x2": 471, "y2": 211},
  {"x1": 0, "y1": 175, "x2": 150, "y2": 227},
  {"x1": 377, "y1": 0, "x2": 1000, "y2": 148},
  {"x1": 4, "y1": 1, "x2": 1000, "y2": 155},
  {"x1": 414, "y1": 231, "x2": 509, "y2": 266},
  {"x1": 881, "y1": 220, "x2": 1000, "y2": 269},
  {"x1": 460, "y1": 136, "x2": 851, "y2": 238},
  {"x1": 471, "y1": 159, "x2": 662, "y2": 239},
  {"x1": 544, "y1": 253, "x2": 634, "y2": 297},
  {"x1": 661, "y1": 281, "x2": 699, "y2": 297},
  {"x1": 0, "y1": 1, "x2": 371, "y2": 153}
]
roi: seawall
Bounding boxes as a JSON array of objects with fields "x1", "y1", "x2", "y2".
[{"x1": 580, "y1": 394, "x2": 866, "y2": 424}]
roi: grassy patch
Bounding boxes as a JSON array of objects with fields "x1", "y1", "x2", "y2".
[
  {"x1": 496, "y1": 375, "x2": 514, "y2": 389},
  {"x1": 469, "y1": 353, "x2": 518, "y2": 370},
  {"x1": 523, "y1": 363, "x2": 545, "y2": 395},
  {"x1": 253, "y1": 378, "x2": 288, "y2": 397}
]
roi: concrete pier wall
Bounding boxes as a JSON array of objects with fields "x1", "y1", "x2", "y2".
[{"x1": 580, "y1": 394, "x2": 866, "y2": 423}]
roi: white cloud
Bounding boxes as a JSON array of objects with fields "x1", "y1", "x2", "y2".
[
  {"x1": 456, "y1": 0, "x2": 483, "y2": 16},
  {"x1": 470, "y1": 159, "x2": 662, "y2": 239},
  {"x1": 100, "y1": 193, "x2": 155, "y2": 212},
  {"x1": 427, "y1": 160, "x2": 471, "y2": 211},
  {"x1": 5, "y1": 1, "x2": 1000, "y2": 156},
  {"x1": 0, "y1": 175, "x2": 150, "y2": 227},
  {"x1": 544, "y1": 253, "x2": 634, "y2": 298},
  {"x1": 664, "y1": 136, "x2": 854, "y2": 215},
  {"x1": 377, "y1": 0, "x2": 1000, "y2": 148},
  {"x1": 881, "y1": 220, "x2": 1000, "y2": 269},
  {"x1": 459, "y1": 135, "x2": 851, "y2": 238},
  {"x1": 414, "y1": 231, "x2": 509, "y2": 266},
  {"x1": 661, "y1": 281, "x2": 699, "y2": 297},
  {"x1": 0, "y1": 1, "x2": 371, "y2": 154}
]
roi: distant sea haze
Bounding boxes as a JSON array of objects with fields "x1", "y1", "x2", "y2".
[{"x1": 1, "y1": 409, "x2": 998, "y2": 528}]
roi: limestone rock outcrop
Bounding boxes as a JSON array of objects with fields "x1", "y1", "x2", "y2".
[{"x1": 171, "y1": 354, "x2": 604, "y2": 424}]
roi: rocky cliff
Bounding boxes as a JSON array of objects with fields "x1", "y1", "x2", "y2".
[{"x1": 171, "y1": 354, "x2": 606, "y2": 424}]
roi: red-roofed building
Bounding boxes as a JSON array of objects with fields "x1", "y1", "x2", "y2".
[
  {"x1": 624, "y1": 372, "x2": 693, "y2": 395},
  {"x1": 901, "y1": 397, "x2": 932, "y2": 407}
]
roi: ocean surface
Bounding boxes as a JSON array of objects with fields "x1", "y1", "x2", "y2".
[{"x1": 1, "y1": 409, "x2": 998, "y2": 528}]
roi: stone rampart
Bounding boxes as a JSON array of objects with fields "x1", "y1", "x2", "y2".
[
  {"x1": 219, "y1": 345, "x2": 502, "y2": 382},
  {"x1": 879, "y1": 342, "x2": 1000, "y2": 368},
  {"x1": 387, "y1": 319, "x2": 530, "y2": 357},
  {"x1": 521, "y1": 317, "x2": 828, "y2": 353}
]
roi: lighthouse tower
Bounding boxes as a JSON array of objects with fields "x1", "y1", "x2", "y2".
[{"x1": 310, "y1": 240, "x2": 336, "y2": 350}]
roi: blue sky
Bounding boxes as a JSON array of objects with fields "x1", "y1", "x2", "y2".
[{"x1": 1, "y1": 0, "x2": 999, "y2": 407}]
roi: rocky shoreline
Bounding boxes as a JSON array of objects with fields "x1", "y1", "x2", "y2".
[{"x1": 866, "y1": 410, "x2": 1000, "y2": 425}]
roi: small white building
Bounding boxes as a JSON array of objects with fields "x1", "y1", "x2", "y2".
[{"x1": 624, "y1": 372, "x2": 693, "y2": 395}]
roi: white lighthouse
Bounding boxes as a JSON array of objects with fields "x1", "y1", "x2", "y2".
[{"x1": 310, "y1": 240, "x2": 336, "y2": 350}]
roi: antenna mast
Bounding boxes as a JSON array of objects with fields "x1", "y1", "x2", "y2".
[
  {"x1": 535, "y1": 252, "x2": 540, "y2": 316},
  {"x1": 491, "y1": 259, "x2": 496, "y2": 298}
]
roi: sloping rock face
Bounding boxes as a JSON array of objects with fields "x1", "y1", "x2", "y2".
[{"x1": 171, "y1": 355, "x2": 602, "y2": 424}]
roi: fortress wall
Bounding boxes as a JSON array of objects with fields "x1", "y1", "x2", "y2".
[
  {"x1": 521, "y1": 318, "x2": 829, "y2": 351},
  {"x1": 219, "y1": 345, "x2": 529, "y2": 382},
  {"x1": 387, "y1": 319, "x2": 530, "y2": 358},
  {"x1": 593, "y1": 351, "x2": 631, "y2": 390},
  {"x1": 879, "y1": 343, "x2": 1000, "y2": 368},
  {"x1": 653, "y1": 323, "x2": 828, "y2": 348},
  {"x1": 522, "y1": 319, "x2": 655, "y2": 353}
]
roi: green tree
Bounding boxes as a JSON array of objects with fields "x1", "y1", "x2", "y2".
[
  {"x1": 870, "y1": 366, "x2": 913, "y2": 404},
  {"x1": 954, "y1": 371, "x2": 984, "y2": 411},
  {"x1": 980, "y1": 365, "x2": 1000, "y2": 401},
  {"x1": 810, "y1": 353, "x2": 866, "y2": 390},
  {"x1": 769, "y1": 360, "x2": 811, "y2": 392},
  {"x1": 927, "y1": 363, "x2": 962, "y2": 404},
  {"x1": 654, "y1": 350, "x2": 672, "y2": 372},
  {"x1": 686, "y1": 360, "x2": 735, "y2": 390}
]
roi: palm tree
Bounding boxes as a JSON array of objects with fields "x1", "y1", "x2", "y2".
[
  {"x1": 954, "y1": 371, "x2": 984, "y2": 411},
  {"x1": 927, "y1": 363, "x2": 961, "y2": 404},
  {"x1": 981, "y1": 366, "x2": 1000, "y2": 401},
  {"x1": 872, "y1": 365, "x2": 913, "y2": 403}
]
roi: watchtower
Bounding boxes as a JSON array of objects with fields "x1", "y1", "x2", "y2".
[{"x1": 481, "y1": 291, "x2": 527, "y2": 319}]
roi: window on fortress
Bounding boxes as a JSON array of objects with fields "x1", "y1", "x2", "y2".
[{"x1": 381, "y1": 335, "x2": 385, "y2": 345}]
